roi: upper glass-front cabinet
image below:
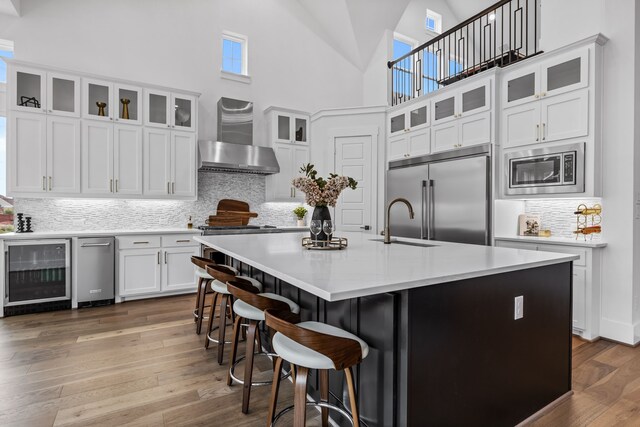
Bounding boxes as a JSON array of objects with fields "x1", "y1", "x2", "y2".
[
  {"x1": 47, "y1": 73, "x2": 80, "y2": 117},
  {"x1": 388, "y1": 102, "x2": 429, "y2": 136},
  {"x1": 144, "y1": 89, "x2": 170, "y2": 128},
  {"x1": 171, "y1": 93, "x2": 196, "y2": 131},
  {"x1": 503, "y1": 48, "x2": 588, "y2": 107},
  {"x1": 115, "y1": 83, "x2": 142, "y2": 125},
  {"x1": 11, "y1": 67, "x2": 80, "y2": 117},
  {"x1": 12, "y1": 67, "x2": 46, "y2": 113},
  {"x1": 83, "y1": 78, "x2": 114, "y2": 121},
  {"x1": 269, "y1": 109, "x2": 309, "y2": 144}
]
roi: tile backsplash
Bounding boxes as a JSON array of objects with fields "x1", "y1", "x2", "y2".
[
  {"x1": 13, "y1": 172, "x2": 303, "y2": 232},
  {"x1": 524, "y1": 198, "x2": 603, "y2": 240}
]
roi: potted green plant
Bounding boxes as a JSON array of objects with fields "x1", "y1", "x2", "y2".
[{"x1": 293, "y1": 206, "x2": 308, "y2": 227}]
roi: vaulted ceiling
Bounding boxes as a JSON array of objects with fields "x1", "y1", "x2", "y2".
[{"x1": 295, "y1": 0, "x2": 496, "y2": 70}]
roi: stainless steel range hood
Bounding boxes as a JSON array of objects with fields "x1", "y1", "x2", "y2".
[{"x1": 198, "y1": 98, "x2": 280, "y2": 175}]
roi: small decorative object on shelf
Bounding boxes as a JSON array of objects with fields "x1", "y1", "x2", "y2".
[
  {"x1": 19, "y1": 96, "x2": 40, "y2": 108},
  {"x1": 574, "y1": 203, "x2": 602, "y2": 240},
  {"x1": 518, "y1": 214, "x2": 541, "y2": 236},
  {"x1": 16, "y1": 212, "x2": 24, "y2": 233},
  {"x1": 292, "y1": 163, "x2": 357, "y2": 244},
  {"x1": 302, "y1": 236, "x2": 348, "y2": 250},
  {"x1": 187, "y1": 215, "x2": 193, "y2": 229},
  {"x1": 24, "y1": 217, "x2": 33, "y2": 233},
  {"x1": 96, "y1": 101, "x2": 107, "y2": 116},
  {"x1": 295, "y1": 126, "x2": 304, "y2": 141},
  {"x1": 120, "y1": 98, "x2": 130, "y2": 120},
  {"x1": 293, "y1": 206, "x2": 307, "y2": 227},
  {"x1": 175, "y1": 107, "x2": 190, "y2": 126}
]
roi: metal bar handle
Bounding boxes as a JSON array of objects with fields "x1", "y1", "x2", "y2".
[
  {"x1": 164, "y1": 251, "x2": 168, "y2": 264},
  {"x1": 133, "y1": 241, "x2": 150, "y2": 244},
  {"x1": 427, "y1": 179, "x2": 434, "y2": 240},
  {"x1": 157, "y1": 251, "x2": 161, "y2": 265},
  {"x1": 80, "y1": 243, "x2": 111, "y2": 247},
  {"x1": 48, "y1": 176, "x2": 52, "y2": 191},
  {"x1": 176, "y1": 240, "x2": 191, "y2": 243},
  {"x1": 421, "y1": 180, "x2": 427, "y2": 239}
]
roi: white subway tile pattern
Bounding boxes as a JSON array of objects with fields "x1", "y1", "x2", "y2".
[
  {"x1": 13, "y1": 172, "x2": 303, "y2": 232},
  {"x1": 524, "y1": 198, "x2": 603, "y2": 241}
]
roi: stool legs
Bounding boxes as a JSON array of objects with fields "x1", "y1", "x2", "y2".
[
  {"x1": 319, "y1": 370, "x2": 329, "y2": 427},
  {"x1": 267, "y1": 356, "x2": 284, "y2": 425},
  {"x1": 204, "y1": 292, "x2": 219, "y2": 349},
  {"x1": 227, "y1": 315, "x2": 243, "y2": 387},
  {"x1": 344, "y1": 367, "x2": 360, "y2": 427},
  {"x1": 194, "y1": 277, "x2": 203, "y2": 323},
  {"x1": 242, "y1": 320, "x2": 259, "y2": 413},
  {"x1": 217, "y1": 294, "x2": 231, "y2": 364},
  {"x1": 195, "y1": 278, "x2": 210, "y2": 334},
  {"x1": 293, "y1": 366, "x2": 310, "y2": 426}
]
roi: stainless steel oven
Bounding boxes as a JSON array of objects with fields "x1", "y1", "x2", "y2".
[
  {"x1": 504, "y1": 142, "x2": 585, "y2": 196},
  {"x1": 4, "y1": 239, "x2": 71, "y2": 307}
]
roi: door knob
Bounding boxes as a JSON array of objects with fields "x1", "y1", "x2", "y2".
[{"x1": 360, "y1": 225, "x2": 370, "y2": 230}]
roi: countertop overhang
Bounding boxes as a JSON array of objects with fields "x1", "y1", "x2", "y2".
[
  {"x1": 195, "y1": 232, "x2": 579, "y2": 301},
  {"x1": 0, "y1": 229, "x2": 202, "y2": 240}
]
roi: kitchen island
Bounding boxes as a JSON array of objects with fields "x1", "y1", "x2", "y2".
[{"x1": 195, "y1": 232, "x2": 578, "y2": 427}]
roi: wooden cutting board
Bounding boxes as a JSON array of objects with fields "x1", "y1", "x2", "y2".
[{"x1": 207, "y1": 199, "x2": 258, "y2": 226}]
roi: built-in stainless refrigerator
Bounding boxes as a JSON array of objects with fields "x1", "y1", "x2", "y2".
[{"x1": 386, "y1": 144, "x2": 491, "y2": 245}]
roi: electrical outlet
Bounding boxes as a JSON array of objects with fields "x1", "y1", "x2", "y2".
[{"x1": 514, "y1": 295, "x2": 524, "y2": 320}]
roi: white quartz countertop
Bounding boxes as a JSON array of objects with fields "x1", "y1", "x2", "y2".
[
  {"x1": 495, "y1": 236, "x2": 607, "y2": 248},
  {"x1": 0, "y1": 228, "x2": 202, "y2": 240},
  {"x1": 195, "y1": 232, "x2": 578, "y2": 301}
]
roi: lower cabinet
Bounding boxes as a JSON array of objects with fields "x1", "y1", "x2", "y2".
[
  {"x1": 117, "y1": 234, "x2": 199, "y2": 298},
  {"x1": 494, "y1": 238, "x2": 602, "y2": 340}
]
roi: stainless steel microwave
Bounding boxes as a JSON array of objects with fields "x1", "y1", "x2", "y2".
[{"x1": 504, "y1": 142, "x2": 585, "y2": 196}]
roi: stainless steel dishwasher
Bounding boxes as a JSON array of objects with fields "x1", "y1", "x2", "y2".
[{"x1": 77, "y1": 237, "x2": 115, "y2": 307}]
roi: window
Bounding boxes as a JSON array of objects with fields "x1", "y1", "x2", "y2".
[
  {"x1": 426, "y1": 9, "x2": 442, "y2": 34},
  {"x1": 221, "y1": 31, "x2": 248, "y2": 76},
  {"x1": 392, "y1": 34, "x2": 418, "y2": 98},
  {"x1": 0, "y1": 39, "x2": 14, "y2": 233}
]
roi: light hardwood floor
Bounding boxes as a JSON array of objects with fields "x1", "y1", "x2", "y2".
[{"x1": 1, "y1": 295, "x2": 639, "y2": 426}]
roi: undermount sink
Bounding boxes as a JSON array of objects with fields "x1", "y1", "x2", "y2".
[{"x1": 370, "y1": 238, "x2": 437, "y2": 248}]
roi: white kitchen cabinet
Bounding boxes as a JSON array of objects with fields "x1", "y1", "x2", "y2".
[
  {"x1": 10, "y1": 66, "x2": 80, "y2": 117},
  {"x1": 143, "y1": 129, "x2": 196, "y2": 198},
  {"x1": 266, "y1": 107, "x2": 310, "y2": 145},
  {"x1": 114, "y1": 83, "x2": 143, "y2": 126},
  {"x1": 502, "y1": 88, "x2": 588, "y2": 148},
  {"x1": 83, "y1": 78, "x2": 114, "y2": 121},
  {"x1": 268, "y1": 142, "x2": 309, "y2": 201},
  {"x1": 388, "y1": 102, "x2": 429, "y2": 137},
  {"x1": 502, "y1": 47, "x2": 589, "y2": 108},
  {"x1": 432, "y1": 111, "x2": 491, "y2": 153},
  {"x1": 388, "y1": 128, "x2": 430, "y2": 161},
  {"x1": 118, "y1": 248, "x2": 162, "y2": 297},
  {"x1": 47, "y1": 72, "x2": 81, "y2": 117},
  {"x1": 117, "y1": 234, "x2": 199, "y2": 299},
  {"x1": 113, "y1": 125, "x2": 143, "y2": 195},
  {"x1": 8, "y1": 112, "x2": 80, "y2": 195},
  {"x1": 144, "y1": 90, "x2": 197, "y2": 132},
  {"x1": 162, "y1": 246, "x2": 200, "y2": 292},
  {"x1": 494, "y1": 238, "x2": 602, "y2": 340}
]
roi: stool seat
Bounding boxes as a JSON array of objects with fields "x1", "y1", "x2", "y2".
[
  {"x1": 233, "y1": 293, "x2": 300, "y2": 321},
  {"x1": 211, "y1": 275, "x2": 262, "y2": 295},
  {"x1": 272, "y1": 321, "x2": 369, "y2": 370}
]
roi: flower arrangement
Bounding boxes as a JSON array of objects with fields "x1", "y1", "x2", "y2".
[
  {"x1": 292, "y1": 163, "x2": 357, "y2": 207},
  {"x1": 293, "y1": 206, "x2": 308, "y2": 220}
]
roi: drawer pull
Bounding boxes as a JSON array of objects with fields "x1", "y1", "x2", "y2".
[
  {"x1": 176, "y1": 239, "x2": 191, "y2": 243},
  {"x1": 133, "y1": 241, "x2": 150, "y2": 244}
]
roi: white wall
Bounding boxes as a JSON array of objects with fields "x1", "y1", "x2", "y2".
[
  {"x1": 0, "y1": 0, "x2": 364, "y2": 142},
  {"x1": 394, "y1": 0, "x2": 459, "y2": 44},
  {"x1": 634, "y1": 3, "x2": 640, "y2": 344},
  {"x1": 539, "y1": 0, "x2": 639, "y2": 344}
]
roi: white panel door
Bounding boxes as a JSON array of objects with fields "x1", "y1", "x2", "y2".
[
  {"x1": 144, "y1": 89, "x2": 171, "y2": 129},
  {"x1": 47, "y1": 72, "x2": 80, "y2": 118},
  {"x1": 291, "y1": 146, "x2": 309, "y2": 201},
  {"x1": 572, "y1": 267, "x2": 587, "y2": 330},
  {"x1": 541, "y1": 47, "x2": 589, "y2": 98},
  {"x1": 82, "y1": 121, "x2": 113, "y2": 194},
  {"x1": 501, "y1": 63, "x2": 540, "y2": 108},
  {"x1": 47, "y1": 116, "x2": 80, "y2": 193},
  {"x1": 9, "y1": 112, "x2": 47, "y2": 193},
  {"x1": 118, "y1": 249, "x2": 161, "y2": 296},
  {"x1": 114, "y1": 124, "x2": 142, "y2": 195},
  {"x1": 459, "y1": 111, "x2": 491, "y2": 148},
  {"x1": 431, "y1": 121, "x2": 459, "y2": 153},
  {"x1": 541, "y1": 89, "x2": 589, "y2": 143},
  {"x1": 162, "y1": 246, "x2": 199, "y2": 291},
  {"x1": 501, "y1": 102, "x2": 541, "y2": 148},
  {"x1": 144, "y1": 128, "x2": 171, "y2": 196},
  {"x1": 334, "y1": 134, "x2": 373, "y2": 232},
  {"x1": 170, "y1": 131, "x2": 196, "y2": 197}
]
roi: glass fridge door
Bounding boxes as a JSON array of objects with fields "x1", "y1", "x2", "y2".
[{"x1": 5, "y1": 240, "x2": 70, "y2": 305}]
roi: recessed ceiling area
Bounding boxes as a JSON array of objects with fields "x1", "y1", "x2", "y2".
[{"x1": 0, "y1": 0, "x2": 20, "y2": 17}]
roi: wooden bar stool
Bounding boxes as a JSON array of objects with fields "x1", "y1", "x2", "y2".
[
  {"x1": 265, "y1": 309, "x2": 369, "y2": 427},
  {"x1": 204, "y1": 264, "x2": 263, "y2": 364},
  {"x1": 190, "y1": 256, "x2": 238, "y2": 335},
  {"x1": 226, "y1": 279, "x2": 300, "y2": 414}
]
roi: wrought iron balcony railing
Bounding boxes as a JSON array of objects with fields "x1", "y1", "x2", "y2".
[{"x1": 388, "y1": 0, "x2": 541, "y2": 106}]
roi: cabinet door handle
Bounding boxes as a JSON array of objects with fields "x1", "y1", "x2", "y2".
[
  {"x1": 48, "y1": 176, "x2": 52, "y2": 191},
  {"x1": 42, "y1": 176, "x2": 46, "y2": 191},
  {"x1": 158, "y1": 251, "x2": 161, "y2": 264},
  {"x1": 172, "y1": 182, "x2": 175, "y2": 194},
  {"x1": 542, "y1": 123, "x2": 546, "y2": 141},
  {"x1": 167, "y1": 182, "x2": 171, "y2": 194},
  {"x1": 536, "y1": 124, "x2": 539, "y2": 141},
  {"x1": 115, "y1": 179, "x2": 119, "y2": 193},
  {"x1": 110, "y1": 179, "x2": 113, "y2": 193},
  {"x1": 164, "y1": 251, "x2": 167, "y2": 264}
]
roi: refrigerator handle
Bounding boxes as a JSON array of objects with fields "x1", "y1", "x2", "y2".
[
  {"x1": 426, "y1": 179, "x2": 434, "y2": 240},
  {"x1": 421, "y1": 181, "x2": 427, "y2": 239}
]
